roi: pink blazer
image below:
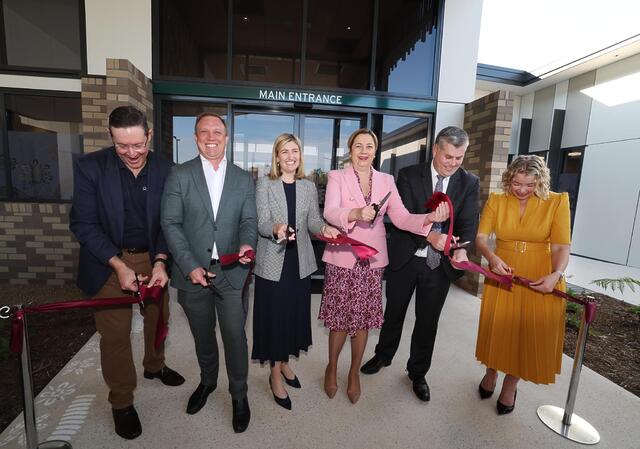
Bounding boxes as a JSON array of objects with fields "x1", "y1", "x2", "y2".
[{"x1": 322, "y1": 168, "x2": 431, "y2": 269}]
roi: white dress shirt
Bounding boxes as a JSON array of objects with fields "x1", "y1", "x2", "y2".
[
  {"x1": 200, "y1": 154, "x2": 227, "y2": 259},
  {"x1": 415, "y1": 162, "x2": 451, "y2": 258}
]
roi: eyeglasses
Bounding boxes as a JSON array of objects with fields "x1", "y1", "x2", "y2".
[{"x1": 114, "y1": 136, "x2": 149, "y2": 152}]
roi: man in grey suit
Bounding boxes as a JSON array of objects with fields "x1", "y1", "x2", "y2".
[{"x1": 161, "y1": 113, "x2": 257, "y2": 433}]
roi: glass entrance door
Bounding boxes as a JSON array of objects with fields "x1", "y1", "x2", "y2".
[{"x1": 231, "y1": 108, "x2": 365, "y2": 192}]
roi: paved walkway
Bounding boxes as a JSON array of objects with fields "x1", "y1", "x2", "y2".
[{"x1": 2, "y1": 284, "x2": 639, "y2": 449}]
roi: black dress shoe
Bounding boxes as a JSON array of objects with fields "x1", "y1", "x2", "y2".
[
  {"x1": 360, "y1": 355, "x2": 391, "y2": 375},
  {"x1": 497, "y1": 390, "x2": 517, "y2": 415},
  {"x1": 411, "y1": 377, "x2": 431, "y2": 402},
  {"x1": 478, "y1": 383, "x2": 494, "y2": 399},
  {"x1": 112, "y1": 405, "x2": 142, "y2": 440},
  {"x1": 270, "y1": 376, "x2": 292, "y2": 410},
  {"x1": 282, "y1": 373, "x2": 301, "y2": 388},
  {"x1": 232, "y1": 397, "x2": 251, "y2": 433},
  {"x1": 143, "y1": 366, "x2": 186, "y2": 386},
  {"x1": 186, "y1": 383, "x2": 216, "y2": 415}
]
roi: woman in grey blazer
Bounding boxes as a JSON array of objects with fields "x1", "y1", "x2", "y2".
[{"x1": 252, "y1": 133, "x2": 339, "y2": 410}]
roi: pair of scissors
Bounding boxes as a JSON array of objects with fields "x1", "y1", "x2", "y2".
[
  {"x1": 370, "y1": 191, "x2": 392, "y2": 227},
  {"x1": 276, "y1": 225, "x2": 296, "y2": 244}
]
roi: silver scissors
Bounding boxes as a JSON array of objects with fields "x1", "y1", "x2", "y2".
[{"x1": 370, "y1": 191, "x2": 392, "y2": 227}]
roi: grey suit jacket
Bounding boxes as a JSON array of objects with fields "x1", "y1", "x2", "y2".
[
  {"x1": 253, "y1": 177, "x2": 325, "y2": 282},
  {"x1": 161, "y1": 157, "x2": 258, "y2": 291}
]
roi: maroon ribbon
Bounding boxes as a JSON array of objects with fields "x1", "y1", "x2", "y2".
[
  {"x1": 315, "y1": 233, "x2": 379, "y2": 260},
  {"x1": 218, "y1": 249, "x2": 256, "y2": 266},
  {"x1": 424, "y1": 193, "x2": 597, "y2": 324},
  {"x1": 9, "y1": 284, "x2": 166, "y2": 355}
]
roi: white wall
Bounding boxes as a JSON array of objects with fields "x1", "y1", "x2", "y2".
[
  {"x1": 435, "y1": 0, "x2": 484, "y2": 130},
  {"x1": 572, "y1": 139, "x2": 640, "y2": 265},
  {"x1": 0, "y1": 74, "x2": 81, "y2": 92},
  {"x1": 84, "y1": 0, "x2": 152, "y2": 77},
  {"x1": 561, "y1": 70, "x2": 595, "y2": 148}
]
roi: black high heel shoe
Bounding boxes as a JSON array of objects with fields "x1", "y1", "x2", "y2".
[
  {"x1": 269, "y1": 376, "x2": 292, "y2": 410},
  {"x1": 496, "y1": 389, "x2": 517, "y2": 415},
  {"x1": 282, "y1": 372, "x2": 301, "y2": 389},
  {"x1": 478, "y1": 383, "x2": 494, "y2": 399}
]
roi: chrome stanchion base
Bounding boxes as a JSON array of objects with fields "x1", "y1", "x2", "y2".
[
  {"x1": 537, "y1": 405, "x2": 600, "y2": 445},
  {"x1": 37, "y1": 441, "x2": 73, "y2": 449}
]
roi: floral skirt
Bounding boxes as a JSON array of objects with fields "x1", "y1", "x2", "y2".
[{"x1": 318, "y1": 262, "x2": 384, "y2": 336}]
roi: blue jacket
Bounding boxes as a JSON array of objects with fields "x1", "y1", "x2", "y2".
[{"x1": 69, "y1": 147, "x2": 173, "y2": 295}]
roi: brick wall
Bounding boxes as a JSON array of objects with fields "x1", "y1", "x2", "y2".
[
  {"x1": 1, "y1": 59, "x2": 153, "y2": 285},
  {"x1": 456, "y1": 90, "x2": 513, "y2": 296},
  {"x1": 0, "y1": 203, "x2": 78, "y2": 285}
]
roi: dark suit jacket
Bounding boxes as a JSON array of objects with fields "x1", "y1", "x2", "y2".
[
  {"x1": 69, "y1": 147, "x2": 173, "y2": 296},
  {"x1": 160, "y1": 157, "x2": 258, "y2": 292},
  {"x1": 387, "y1": 163, "x2": 480, "y2": 280}
]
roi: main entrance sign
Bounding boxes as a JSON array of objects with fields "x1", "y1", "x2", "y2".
[
  {"x1": 155, "y1": 82, "x2": 436, "y2": 113},
  {"x1": 259, "y1": 89, "x2": 343, "y2": 105}
]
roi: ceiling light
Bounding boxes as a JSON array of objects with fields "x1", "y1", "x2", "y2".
[
  {"x1": 580, "y1": 71, "x2": 640, "y2": 106},
  {"x1": 567, "y1": 151, "x2": 582, "y2": 157}
]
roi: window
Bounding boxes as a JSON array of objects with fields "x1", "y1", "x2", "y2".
[
  {"x1": 304, "y1": 0, "x2": 372, "y2": 90},
  {"x1": 232, "y1": 0, "x2": 302, "y2": 84},
  {"x1": 0, "y1": 0, "x2": 83, "y2": 72},
  {"x1": 373, "y1": 114, "x2": 430, "y2": 177},
  {"x1": 159, "y1": 0, "x2": 228, "y2": 80},
  {"x1": 2, "y1": 94, "x2": 83, "y2": 201},
  {"x1": 375, "y1": 0, "x2": 440, "y2": 97}
]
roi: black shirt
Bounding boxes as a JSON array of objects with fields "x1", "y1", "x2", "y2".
[{"x1": 118, "y1": 158, "x2": 149, "y2": 250}]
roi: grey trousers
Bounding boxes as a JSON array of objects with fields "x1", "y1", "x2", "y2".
[{"x1": 178, "y1": 265, "x2": 249, "y2": 400}]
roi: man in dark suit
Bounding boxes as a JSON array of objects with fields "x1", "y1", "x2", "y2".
[
  {"x1": 161, "y1": 113, "x2": 257, "y2": 433},
  {"x1": 69, "y1": 106, "x2": 184, "y2": 440},
  {"x1": 361, "y1": 126, "x2": 479, "y2": 401}
]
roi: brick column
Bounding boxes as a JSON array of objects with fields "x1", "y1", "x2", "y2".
[
  {"x1": 81, "y1": 59, "x2": 153, "y2": 154},
  {"x1": 456, "y1": 90, "x2": 513, "y2": 296}
]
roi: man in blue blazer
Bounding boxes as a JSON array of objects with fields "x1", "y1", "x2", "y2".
[
  {"x1": 69, "y1": 106, "x2": 184, "y2": 440},
  {"x1": 161, "y1": 113, "x2": 257, "y2": 433}
]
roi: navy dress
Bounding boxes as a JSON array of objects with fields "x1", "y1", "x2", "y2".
[{"x1": 252, "y1": 181, "x2": 312, "y2": 364}]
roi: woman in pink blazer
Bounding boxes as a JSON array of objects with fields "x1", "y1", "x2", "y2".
[{"x1": 319, "y1": 129, "x2": 449, "y2": 403}]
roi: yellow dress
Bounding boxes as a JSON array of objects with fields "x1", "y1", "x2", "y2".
[{"x1": 475, "y1": 191, "x2": 571, "y2": 384}]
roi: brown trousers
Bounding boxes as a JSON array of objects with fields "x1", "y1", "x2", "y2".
[{"x1": 93, "y1": 252, "x2": 169, "y2": 409}]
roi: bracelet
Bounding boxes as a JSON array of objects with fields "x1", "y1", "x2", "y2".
[
  {"x1": 553, "y1": 270, "x2": 565, "y2": 280},
  {"x1": 153, "y1": 258, "x2": 167, "y2": 266}
]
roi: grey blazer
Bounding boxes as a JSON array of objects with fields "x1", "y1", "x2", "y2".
[
  {"x1": 253, "y1": 177, "x2": 325, "y2": 282},
  {"x1": 161, "y1": 157, "x2": 258, "y2": 291}
]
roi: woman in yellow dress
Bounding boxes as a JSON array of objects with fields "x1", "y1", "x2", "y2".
[{"x1": 475, "y1": 155, "x2": 571, "y2": 415}]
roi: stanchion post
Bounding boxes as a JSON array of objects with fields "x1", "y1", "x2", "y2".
[
  {"x1": 18, "y1": 305, "x2": 39, "y2": 449},
  {"x1": 16, "y1": 305, "x2": 73, "y2": 449},
  {"x1": 537, "y1": 297, "x2": 600, "y2": 444}
]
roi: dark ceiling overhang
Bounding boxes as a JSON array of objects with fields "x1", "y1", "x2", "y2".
[{"x1": 476, "y1": 63, "x2": 541, "y2": 86}]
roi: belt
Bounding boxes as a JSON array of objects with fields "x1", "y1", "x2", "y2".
[
  {"x1": 209, "y1": 258, "x2": 220, "y2": 266},
  {"x1": 123, "y1": 247, "x2": 149, "y2": 254},
  {"x1": 496, "y1": 240, "x2": 550, "y2": 253}
]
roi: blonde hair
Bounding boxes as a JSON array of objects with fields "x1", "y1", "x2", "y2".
[
  {"x1": 268, "y1": 133, "x2": 305, "y2": 180},
  {"x1": 501, "y1": 155, "x2": 550, "y2": 200}
]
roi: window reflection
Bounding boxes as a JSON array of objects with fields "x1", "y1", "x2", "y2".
[
  {"x1": 233, "y1": 113, "x2": 295, "y2": 179},
  {"x1": 1, "y1": 0, "x2": 82, "y2": 71},
  {"x1": 304, "y1": 0, "x2": 372, "y2": 89},
  {"x1": 375, "y1": 0, "x2": 439, "y2": 97},
  {"x1": 232, "y1": 0, "x2": 302, "y2": 84},
  {"x1": 159, "y1": 0, "x2": 228, "y2": 79},
  {"x1": 375, "y1": 114, "x2": 429, "y2": 177},
  {"x1": 5, "y1": 95, "x2": 83, "y2": 201}
]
